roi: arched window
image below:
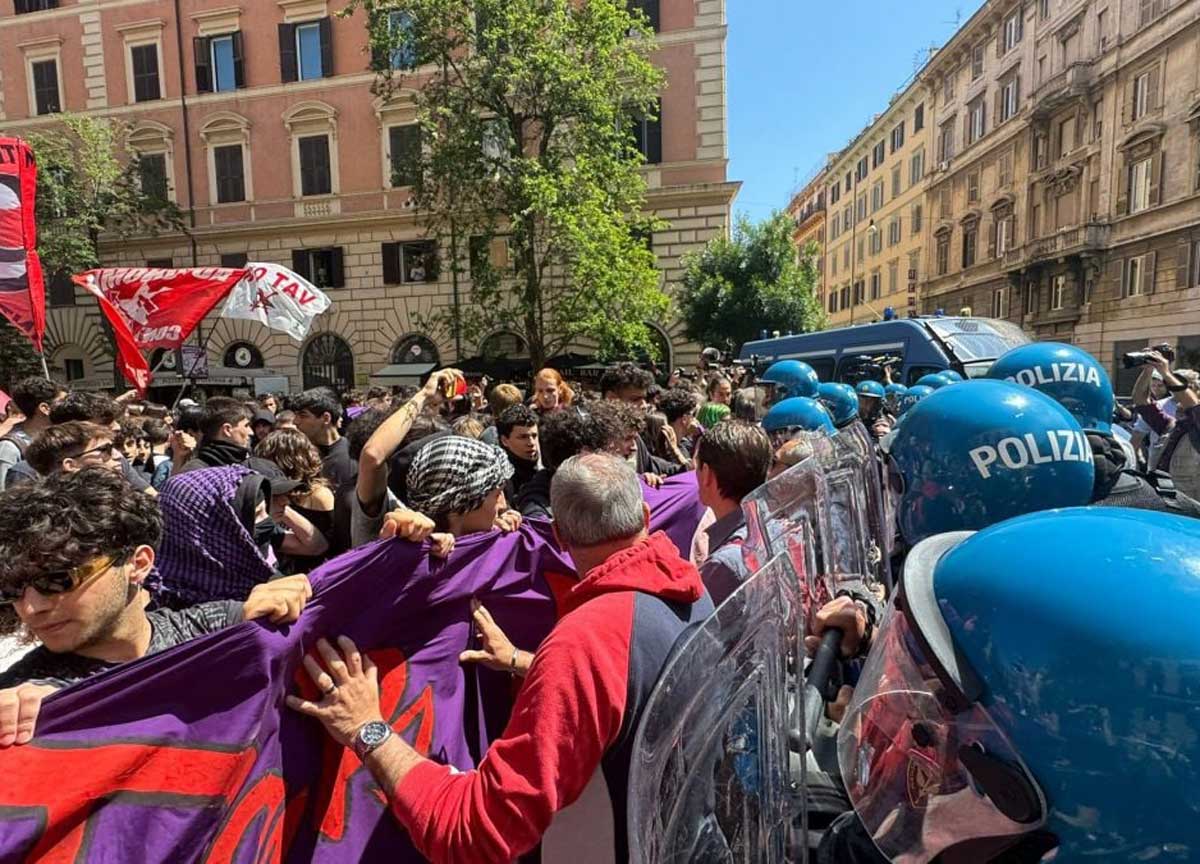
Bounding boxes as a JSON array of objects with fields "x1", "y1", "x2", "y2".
[
  {"x1": 479, "y1": 330, "x2": 527, "y2": 360},
  {"x1": 391, "y1": 334, "x2": 439, "y2": 366},
  {"x1": 302, "y1": 333, "x2": 354, "y2": 392},
  {"x1": 224, "y1": 341, "x2": 264, "y2": 369}
]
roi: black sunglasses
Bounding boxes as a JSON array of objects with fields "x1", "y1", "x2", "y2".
[{"x1": 0, "y1": 553, "x2": 129, "y2": 604}]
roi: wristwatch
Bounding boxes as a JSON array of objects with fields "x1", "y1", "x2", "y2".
[{"x1": 352, "y1": 720, "x2": 393, "y2": 760}]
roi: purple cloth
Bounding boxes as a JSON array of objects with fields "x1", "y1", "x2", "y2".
[
  {"x1": 0, "y1": 475, "x2": 705, "y2": 862},
  {"x1": 157, "y1": 464, "x2": 276, "y2": 606}
]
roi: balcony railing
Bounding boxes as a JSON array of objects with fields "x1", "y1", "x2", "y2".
[
  {"x1": 1032, "y1": 61, "x2": 1094, "y2": 118},
  {"x1": 1002, "y1": 222, "x2": 1110, "y2": 271}
]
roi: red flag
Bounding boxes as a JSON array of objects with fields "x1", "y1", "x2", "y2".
[
  {"x1": 79, "y1": 277, "x2": 151, "y2": 396},
  {"x1": 0, "y1": 138, "x2": 46, "y2": 351},
  {"x1": 72, "y1": 266, "x2": 245, "y2": 350}
]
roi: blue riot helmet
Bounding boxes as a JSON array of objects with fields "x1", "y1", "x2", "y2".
[
  {"x1": 758, "y1": 360, "x2": 820, "y2": 404},
  {"x1": 855, "y1": 380, "x2": 886, "y2": 400},
  {"x1": 985, "y1": 341, "x2": 1114, "y2": 433},
  {"x1": 885, "y1": 380, "x2": 1094, "y2": 544},
  {"x1": 816, "y1": 382, "x2": 859, "y2": 428},
  {"x1": 939, "y1": 369, "x2": 965, "y2": 382},
  {"x1": 839, "y1": 508, "x2": 1200, "y2": 862},
  {"x1": 883, "y1": 382, "x2": 908, "y2": 413},
  {"x1": 761, "y1": 396, "x2": 835, "y2": 445},
  {"x1": 894, "y1": 384, "x2": 932, "y2": 416},
  {"x1": 915, "y1": 372, "x2": 955, "y2": 389}
]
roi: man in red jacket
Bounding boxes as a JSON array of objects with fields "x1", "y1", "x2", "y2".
[{"x1": 288, "y1": 452, "x2": 714, "y2": 863}]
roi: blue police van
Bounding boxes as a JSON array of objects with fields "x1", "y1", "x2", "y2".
[{"x1": 738, "y1": 316, "x2": 1030, "y2": 386}]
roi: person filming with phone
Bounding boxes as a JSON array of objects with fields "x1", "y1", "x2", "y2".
[{"x1": 1131, "y1": 345, "x2": 1200, "y2": 500}]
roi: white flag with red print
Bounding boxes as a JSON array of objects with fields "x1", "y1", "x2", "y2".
[{"x1": 221, "y1": 263, "x2": 332, "y2": 342}]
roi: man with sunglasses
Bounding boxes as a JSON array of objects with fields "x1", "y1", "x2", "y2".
[
  {"x1": 25, "y1": 421, "x2": 123, "y2": 476},
  {"x1": 0, "y1": 467, "x2": 313, "y2": 747}
]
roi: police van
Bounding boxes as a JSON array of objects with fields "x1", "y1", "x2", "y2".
[{"x1": 738, "y1": 316, "x2": 1030, "y2": 386}]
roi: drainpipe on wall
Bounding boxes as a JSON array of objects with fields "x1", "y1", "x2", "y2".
[{"x1": 172, "y1": 0, "x2": 199, "y2": 268}]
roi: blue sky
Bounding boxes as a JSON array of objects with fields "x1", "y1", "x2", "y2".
[{"x1": 727, "y1": 0, "x2": 985, "y2": 222}]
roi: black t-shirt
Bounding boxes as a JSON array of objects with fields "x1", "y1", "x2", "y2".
[
  {"x1": 318, "y1": 436, "x2": 356, "y2": 488},
  {"x1": 0, "y1": 600, "x2": 243, "y2": 689}
]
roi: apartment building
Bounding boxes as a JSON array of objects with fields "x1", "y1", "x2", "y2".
[
  {"x1": 786, "y1": 170, "x2": 828, "y2": 300},
  {"x1": 0, "y1": 0, "x2": 739, "y2": 394},
  {"x1": 920, "y1": 0, "x2": 1200, "y2": 393},
  {"x1": 823, "y1": 78, "x2": 933, "y2": 327}
]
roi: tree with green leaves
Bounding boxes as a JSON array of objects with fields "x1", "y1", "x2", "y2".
[
  {"x1": 678, "y1": 212, "x2": 825, "y2": 356},
  {"x1": 343, "y1": 0, "x2": 670, "y2": 368},
  {"x1": 0, "y1": 115, "x2": 184, "y2": 386}
]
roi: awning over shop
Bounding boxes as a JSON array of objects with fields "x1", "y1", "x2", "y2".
[
  {"x1": 369, "y1": 362, "x2": 437, "y2": 384},
  {"x1": 151, "y1": 366, "x2": 288, "y2": 387}
]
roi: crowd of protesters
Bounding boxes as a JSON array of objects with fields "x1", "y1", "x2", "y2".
[{"x1": 2, "y1": 335, "x2": 1200, "y2": 863}]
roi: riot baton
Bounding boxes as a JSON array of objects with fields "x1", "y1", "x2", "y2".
[{"x1": 802, "y1": 627, "x2": 844, "y2": 747}]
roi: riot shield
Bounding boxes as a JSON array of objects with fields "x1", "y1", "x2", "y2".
[{"x1": 628, "y1": 552, "x2": 805, "y2": 864}]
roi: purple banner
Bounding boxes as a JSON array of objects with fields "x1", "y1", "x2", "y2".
[{"x1": 0, "y1": 473, "x2": 704, "y2": 863}]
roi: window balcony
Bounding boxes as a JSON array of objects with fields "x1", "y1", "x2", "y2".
[{"x1": 1032, "y1": 60, "x2": 1094, "y2": 120}]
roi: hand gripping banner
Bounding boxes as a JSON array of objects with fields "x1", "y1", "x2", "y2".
[
  {"x1": 0, "y1": 139, "x2": 46, "y2": 351},
  {"x1": 0, "y1": 474, "x2": 705, "y2": 863}
]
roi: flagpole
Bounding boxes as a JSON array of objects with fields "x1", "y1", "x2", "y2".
[{"x1": 170, "y1": 322, "x2": 220, "y2": 411}]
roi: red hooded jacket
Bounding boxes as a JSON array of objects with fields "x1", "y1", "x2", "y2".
[{"x1": 389, "y1": 531, "x2": 713, "y2": 863}]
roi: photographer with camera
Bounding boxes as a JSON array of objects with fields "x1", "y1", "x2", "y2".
[{"x1": 1131, "y1": 346, "x2": 1200, "y2": 501}]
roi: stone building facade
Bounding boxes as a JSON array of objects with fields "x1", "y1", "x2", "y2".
[
  {"x1": 822, "y1": 76, "x2": 934, "y2": 327},
  {"x1": 786, "y1": 172, "x2": 827, "y2": 301},
  {"x1": 0, "y1": 0, "x2": 739, "y2": 395},
  {"x1": 919, "y1": 0, "x2": 1200, "y2": 394}
]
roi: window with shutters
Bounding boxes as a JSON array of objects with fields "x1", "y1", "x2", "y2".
[
  {"x1": 967, "y1": 97, "x2": 986, "y2": 145},
  {"x1": 858, "y1": 237, "x2": 865, "y2": 263},
  {"x1": 998, "y1": 149, "x2": 1013, "y2": 186},
  {"x1": 873, "y1": 140, "x2": 886, "y2": 168},
  {"x1": 388, "y1": 124, "x2": 421, "y2": 187},
  {"x1": 967, "y1": 170, "x2": 980, "y2": 204},
  {"x1": 1034, "y1": 133, "x2": 1049, "y2": 170},
  {"x1": 871, "y1": 180, "x2": 884, "y2": 212},
  {"x1": 1130, "y1": 156, "x2": 1152, "y2": 213},
  {"x1": 992, "y1": 286, "x2": 1009, "y2": 319},
  {"x1": 830, "y1": 217, "x2": 840, "y2": 241},
  {"x1": 1092, "y1": 99, "x2": 1103, "y2": 142},
  {"x1": 910, "y1": 148, "x2": 924, "y2": 185},
  {"x1": 938, "y1": 185, "x2": 952, "y2": 218},
  {"x1": 889, "y1": 260, "x2": 899, "y2": 294},
  {"x1": 892, "y1": 166, "x2": 902, "y2": 198},
  {"x1": 1025, "y1": 282, "x2": 1038, "y2": 315},
  {"x1": 829, "y1": 290, "x2": 838, "y2": 314},
  {"x1": 996, "y1": 212, "x2": 1014, "y2": 254},
  {"x1": 30, "y1": 59, "x2": 60, "y2": 115},
  {"x1": 963, "y1": 223, "x2": 978, "y2": 268},
  {"x1": 385, "y1": 10, "x2": 418, "y2": 70},
  {"x1": 1051, "y1": 274, "x2": 1066, "y2": 310},
  {"x1": 1189, "y1": 239, "x2": 1200, "y2": 288},
  {"x1": 840, "y1": 285, "x2": 850, "y2": 309},
  {"x1": 870, "y1": 230, "x2": 882, "y2": 255},
  {"x1": 870, "y1": 272, "x2": 881, "y2": 301},
  {"x1": 911, "y1": 203, "x2": 923, "y2": 234},
  {"x1": 214, "y1": 145, "x2": 245, "y2": 203},
  {"x1": 298, "y1": 135, "x2": 332, "y2": 196},
  {"x1": 631, "y1": 101, "x2": 663, "y2": 164},
  {"x1": 829, "y1": 181, "x2": 840, "y2": 205},
  {"x1": 138, "y1": 153, "x2": 169, "y2": 202},
  {"x1": 830, "y1": 250, "x2": 838, "y2": 274},
  {"x1": 943, "y1": 70, "x2": 955, "y2": 103},
  {"x1": 857, "y1": 157, "x2": 869, "y2": 181},
  {"x1": 1003, "y1": 10, "x2": 1023, "y2": 53},
  {"x1": 384, "y1": 240, "x2": 439, "y2": 284},
  {"x1": 972, "y1": 44, "x2": 985, "y2": 79},
  {"x1": 1125, "y1": 255, "x2": 1144, "y2": 296},
  {"x1": 1000, "y1": 76, "x2": 1020, "y2": 122},
  {"x1": 1133, "y1": 72, "x2": 1150, "y2": 120},
  {"x1": 15, "y1": 0, "x2": 58, "y2": 12},
  {"x1": 293, "y1": 248, "x2": 345, "y2": 289},
  {"x1": 1138, "y1": 0, "x2": 1169, "y2": 29},
  {"x1": 891, "y1": 122, "x2": 905, "y2": 153},
  {"x1": 938, "y1": 121, "x2": 955, "y2": 163},
  {"x1": 1039, "y1": 0, "x2": 1050, "y2": 19},
  {"x1": 936, "y1": 234, "x2": 950, "y2": 275},
  {"x1": 843, "y1": 205, "x2": 852, "y2": 232},
  {"x1": 888, "y1": 218, "x2": 901, "y2": 247},
  {"x1": 845, "y1": 170, "x2": 853, "y2": 190},
  {"x1": 1058, "y1": 116, "x2": 1075, "y2": 157},
  {"x1": 857, "y1": 194, "x2": 867, "y2": 222},
  {"x1": 208, "y1": 34, "x2": 241, "y2": 92},
  {"x1": 129, "y1": 44, "x2": 161, "y2": 102},
  {"x1": 843, "y1": 244, "x2": 851, "y2": 269},
  {"x1": 914, "y1": 103, "x2": 925, "y2": 132}
]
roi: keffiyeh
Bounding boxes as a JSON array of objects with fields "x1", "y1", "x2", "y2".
[{"x1": 407, "y1": 435, "x2": 514, "y2": 516}]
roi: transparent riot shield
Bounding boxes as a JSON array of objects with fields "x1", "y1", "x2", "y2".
[
  {"x1": 742, "y1": 427, "x2": 890, "y2": 617},
  {"x1": 628, "y1": 552, "x2": 805, "y2": 864}
]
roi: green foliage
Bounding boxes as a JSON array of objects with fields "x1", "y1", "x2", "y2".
[
  {"x1": 25, "y1": 114, "x2": 183, "y2": 277},
  {"x1": 678, "y1": 212, "x2": 826, "y2": 354},
  {"x1": 342, "y1": 0, "x2": 669, "y2": 366},
  {"x1": 0, "y1": 318, "x2": 43, "y2": 392}
]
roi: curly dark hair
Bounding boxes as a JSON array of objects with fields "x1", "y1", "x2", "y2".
[
  {"x1": 290, "y1": 387, "x2": 343, "y2": 423},
  {"x1": 599, "y1": 362, "x2": 653, "y2": 398},
  {"x1": 11, "y1": 376, "x2": 65, "y2": 417},
  {"x1": 0, "y1": 467, "x2": 162, "y2": 634},
  {"x1": 496, "y1": 404, "x2": 539, "y2": 438},
  {"x1": 540, "y1": 407, "x2": 609, "y2": 471},
  {"x1": 659, "y1": 387, "x2": 699, "y2": 423},
  {"x1": 578, "y1": 401, "x2": 639, "y2": 455},
  {"x1": 344, "y1": 405, "x2": 398, "y2": 461},
  {"x1": 49, "y1": 391, "x2": 119, "y2": 425}
]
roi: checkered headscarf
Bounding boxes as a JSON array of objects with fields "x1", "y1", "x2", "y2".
[{"x1": 406, "y1": 435, "x2": 514, "y2": 517}]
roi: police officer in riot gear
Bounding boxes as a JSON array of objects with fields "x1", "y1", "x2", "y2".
[
  {"x1": 758, "y1": 360, "x2": 821, "y2": 407},
  {"x1": 987, "y1": 342, "x2": 1200, "y2": 517}
]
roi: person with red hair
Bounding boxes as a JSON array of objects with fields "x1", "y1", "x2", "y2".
[{"x1": 531, "y1": 368, "x2": 573, "y2": 415}]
